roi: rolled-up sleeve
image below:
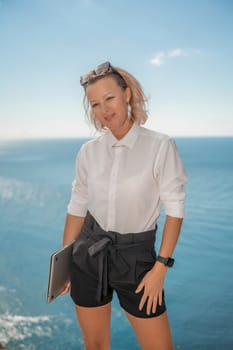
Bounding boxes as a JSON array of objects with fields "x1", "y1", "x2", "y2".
[
  {"x1": 157, "y1": 138, "x2": 187, "y2": 218},
  {"x1": 67, "y1": 145, "x2": 88, "y2": 217}
]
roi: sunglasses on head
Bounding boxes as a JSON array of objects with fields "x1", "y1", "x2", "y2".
[{"x1": 80, "y1": 61, "x2": 127, "y2": 87}]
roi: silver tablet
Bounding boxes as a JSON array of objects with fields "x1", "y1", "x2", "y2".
[{"x1": 47, "y1": 240, "x2": 75, "y2": 303}]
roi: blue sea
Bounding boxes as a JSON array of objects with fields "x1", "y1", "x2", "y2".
[{"x1": 0, "y1": 137, "x2": 233, "y2": 350}]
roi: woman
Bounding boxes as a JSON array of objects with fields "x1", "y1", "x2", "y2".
[{"x1": 62, "y1": 62, "x2": 187, "y2": 350}]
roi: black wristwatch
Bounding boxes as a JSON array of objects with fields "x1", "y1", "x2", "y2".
[{"x1": 157, "y1": 255, "x2": 175, "y2": 268}]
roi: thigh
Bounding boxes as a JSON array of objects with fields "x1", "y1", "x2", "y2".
[
  {"x1": 75, "y1": 302, "x2": 111, "y2": 350},
  {"x1": 125, "y1": 311, "x2": 174, "y2": 350}
]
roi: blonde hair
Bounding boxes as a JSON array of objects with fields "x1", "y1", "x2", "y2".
[{"x1": 82, "y1": 64, "x2": 148, "y2": 131}]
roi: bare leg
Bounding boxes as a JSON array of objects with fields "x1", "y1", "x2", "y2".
[
  {"x1": 125, "y1": 311, "x2": 174, "y2": 350},
  {"x1": 75, "y1": 302, "x2": 111, "y2": 350}
]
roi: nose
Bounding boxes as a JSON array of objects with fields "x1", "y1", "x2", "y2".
[{"x1": 100, "y1": 101, "x2": 109, "y2": 114}]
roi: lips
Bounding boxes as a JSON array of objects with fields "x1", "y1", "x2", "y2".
[{"x1": 104, "y1": 113, "x2": 115, "y2": 122}]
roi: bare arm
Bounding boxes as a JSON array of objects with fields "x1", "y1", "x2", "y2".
[
  {"x1": 158, "y1": 215, "x2": 183, "y2": 260},
  {"x1": 136, "y1": 215, "x2": 183, "y2": 315},
  {"x1": 60, "y1": 213, "x2": 85, "y2": 295},
  {"x1": 62, "y1": 213, "x2": 85, "y2": 246}
]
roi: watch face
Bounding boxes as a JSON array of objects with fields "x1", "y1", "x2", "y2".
[{"x1": 167, "y1": 258, "x2": 174, "y2": 267}]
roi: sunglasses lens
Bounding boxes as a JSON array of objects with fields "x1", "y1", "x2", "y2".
[
  {"x1": 80, "y1": 74, "x2": 88, "y2": 85},
  {"x1": 80, "y1": 69, "x2": 94, "y2": 86},
  {"x1": 95, "y1": 62, "x2": 111, "y2": 76},
  {"x1": 80, "y1": 61, "x2": 126, "y2": 87}
]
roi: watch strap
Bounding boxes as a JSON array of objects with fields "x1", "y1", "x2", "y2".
[{"x1": 157, "y1": 255, "x2": 175, "y2": 267}]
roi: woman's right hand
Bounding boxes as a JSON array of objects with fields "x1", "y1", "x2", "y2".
[{"x1": 60, "y1": 280, "x2": 71, "y2": 296}]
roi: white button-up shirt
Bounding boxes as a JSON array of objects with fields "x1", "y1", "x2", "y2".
[{"x1": 67, "y1": 123, "x2": 187, "y2": 234}]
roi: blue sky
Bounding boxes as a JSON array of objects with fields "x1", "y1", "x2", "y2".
[{"x1": 0, "y1": 0, "x2": 232, "y2": 139}]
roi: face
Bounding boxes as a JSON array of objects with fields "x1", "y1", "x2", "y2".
[{"x1": 86, "y1": 76, "x2": 132, "y2": 139}]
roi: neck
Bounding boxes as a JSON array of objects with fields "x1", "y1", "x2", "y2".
[{"x1": 112, "y1": 119, "x2": 133, "y2": 140}]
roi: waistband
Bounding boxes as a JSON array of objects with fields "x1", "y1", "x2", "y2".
[{"x1": 83, "y1": 210, "x2": 157, "y2": 244}]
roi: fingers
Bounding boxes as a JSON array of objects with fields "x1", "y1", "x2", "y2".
[
  {"x1": 135, "y1": 279, "x2": 145, "y2": 294},
  {"x1": 146, "y1": 296, "x2": 154, "y2": 315},
  {"x1": 136, "y1": 272, "x2": 164, "y2": 315},
  {"x1": 139, "y1": 290, "x2": 163, "y2": 315},
  {"x1": 60, "y1": 281, "x2": 71, "y2": 296},
  {"x1": 145, "y1": 294, "x2": 159, "y2": 315},
  {"x1": 158, "y1": 289, "x2": 163, "y2": 306},
  {"x1": 139, "y1": 293, "x2": 158, "y2": 315},
  {"x1": 152, "y1": 296, "x2": 158, "y2": 314},
  {"x1": 138, "y1": 292, "x2": 147, "y2": 311},
  {"x1": 135, "y1": 279, "x2": 147, "y2": 311}
]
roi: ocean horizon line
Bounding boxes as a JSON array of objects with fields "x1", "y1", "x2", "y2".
[{"x1": 0, "y1": 135, "x2": 233, "y2": 142}]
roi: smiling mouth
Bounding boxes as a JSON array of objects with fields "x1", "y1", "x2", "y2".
[{"x1": 104, "y1": 114, "x2": 115, "y2": 122}]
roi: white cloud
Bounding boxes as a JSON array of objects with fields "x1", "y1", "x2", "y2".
[
  {"x1": 150, "y1": 48, "x2": 200, "y2": 66},
  {"x1": 168, "y1": 48, "x2": 187, "y2": 57},
  {"x1": 149, "y1": 52, "x2": 165, "y2": 66}
]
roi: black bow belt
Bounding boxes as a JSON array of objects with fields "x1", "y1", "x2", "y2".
[{"x1": 73, "y1": 211, "x2": 157, "y2": 302}]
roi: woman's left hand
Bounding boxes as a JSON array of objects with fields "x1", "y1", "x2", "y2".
[{"x1": 135, "y1": 262, "x2": 167, "y2": 315}]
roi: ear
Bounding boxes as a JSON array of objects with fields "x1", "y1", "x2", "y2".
[{"x1": 124, "y1": 87, "x2": 131, "y2": 104}]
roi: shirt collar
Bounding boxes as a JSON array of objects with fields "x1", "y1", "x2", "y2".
[{"x1": 106, "y1": 122, "x2": 140, "y2": 149}]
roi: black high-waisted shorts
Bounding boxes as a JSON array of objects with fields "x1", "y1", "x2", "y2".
[{"x1": 70, "y1": 211, "x2": 166, "y2": 318}]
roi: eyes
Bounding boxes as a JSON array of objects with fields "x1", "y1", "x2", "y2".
[{"x1": 91, "y1": 96, "x2": 114, "y2": 108}]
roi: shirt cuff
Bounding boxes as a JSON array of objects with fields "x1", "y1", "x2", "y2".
[
  {"x1": 161, "y1": 192, "x2": 186, "y2": 218},
  {"x1": 67, "y1": 203, "x2": 87, "y2": 217},
  {"x1": 164, "y1": 204, "x2": 186, "y2": 218}
]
